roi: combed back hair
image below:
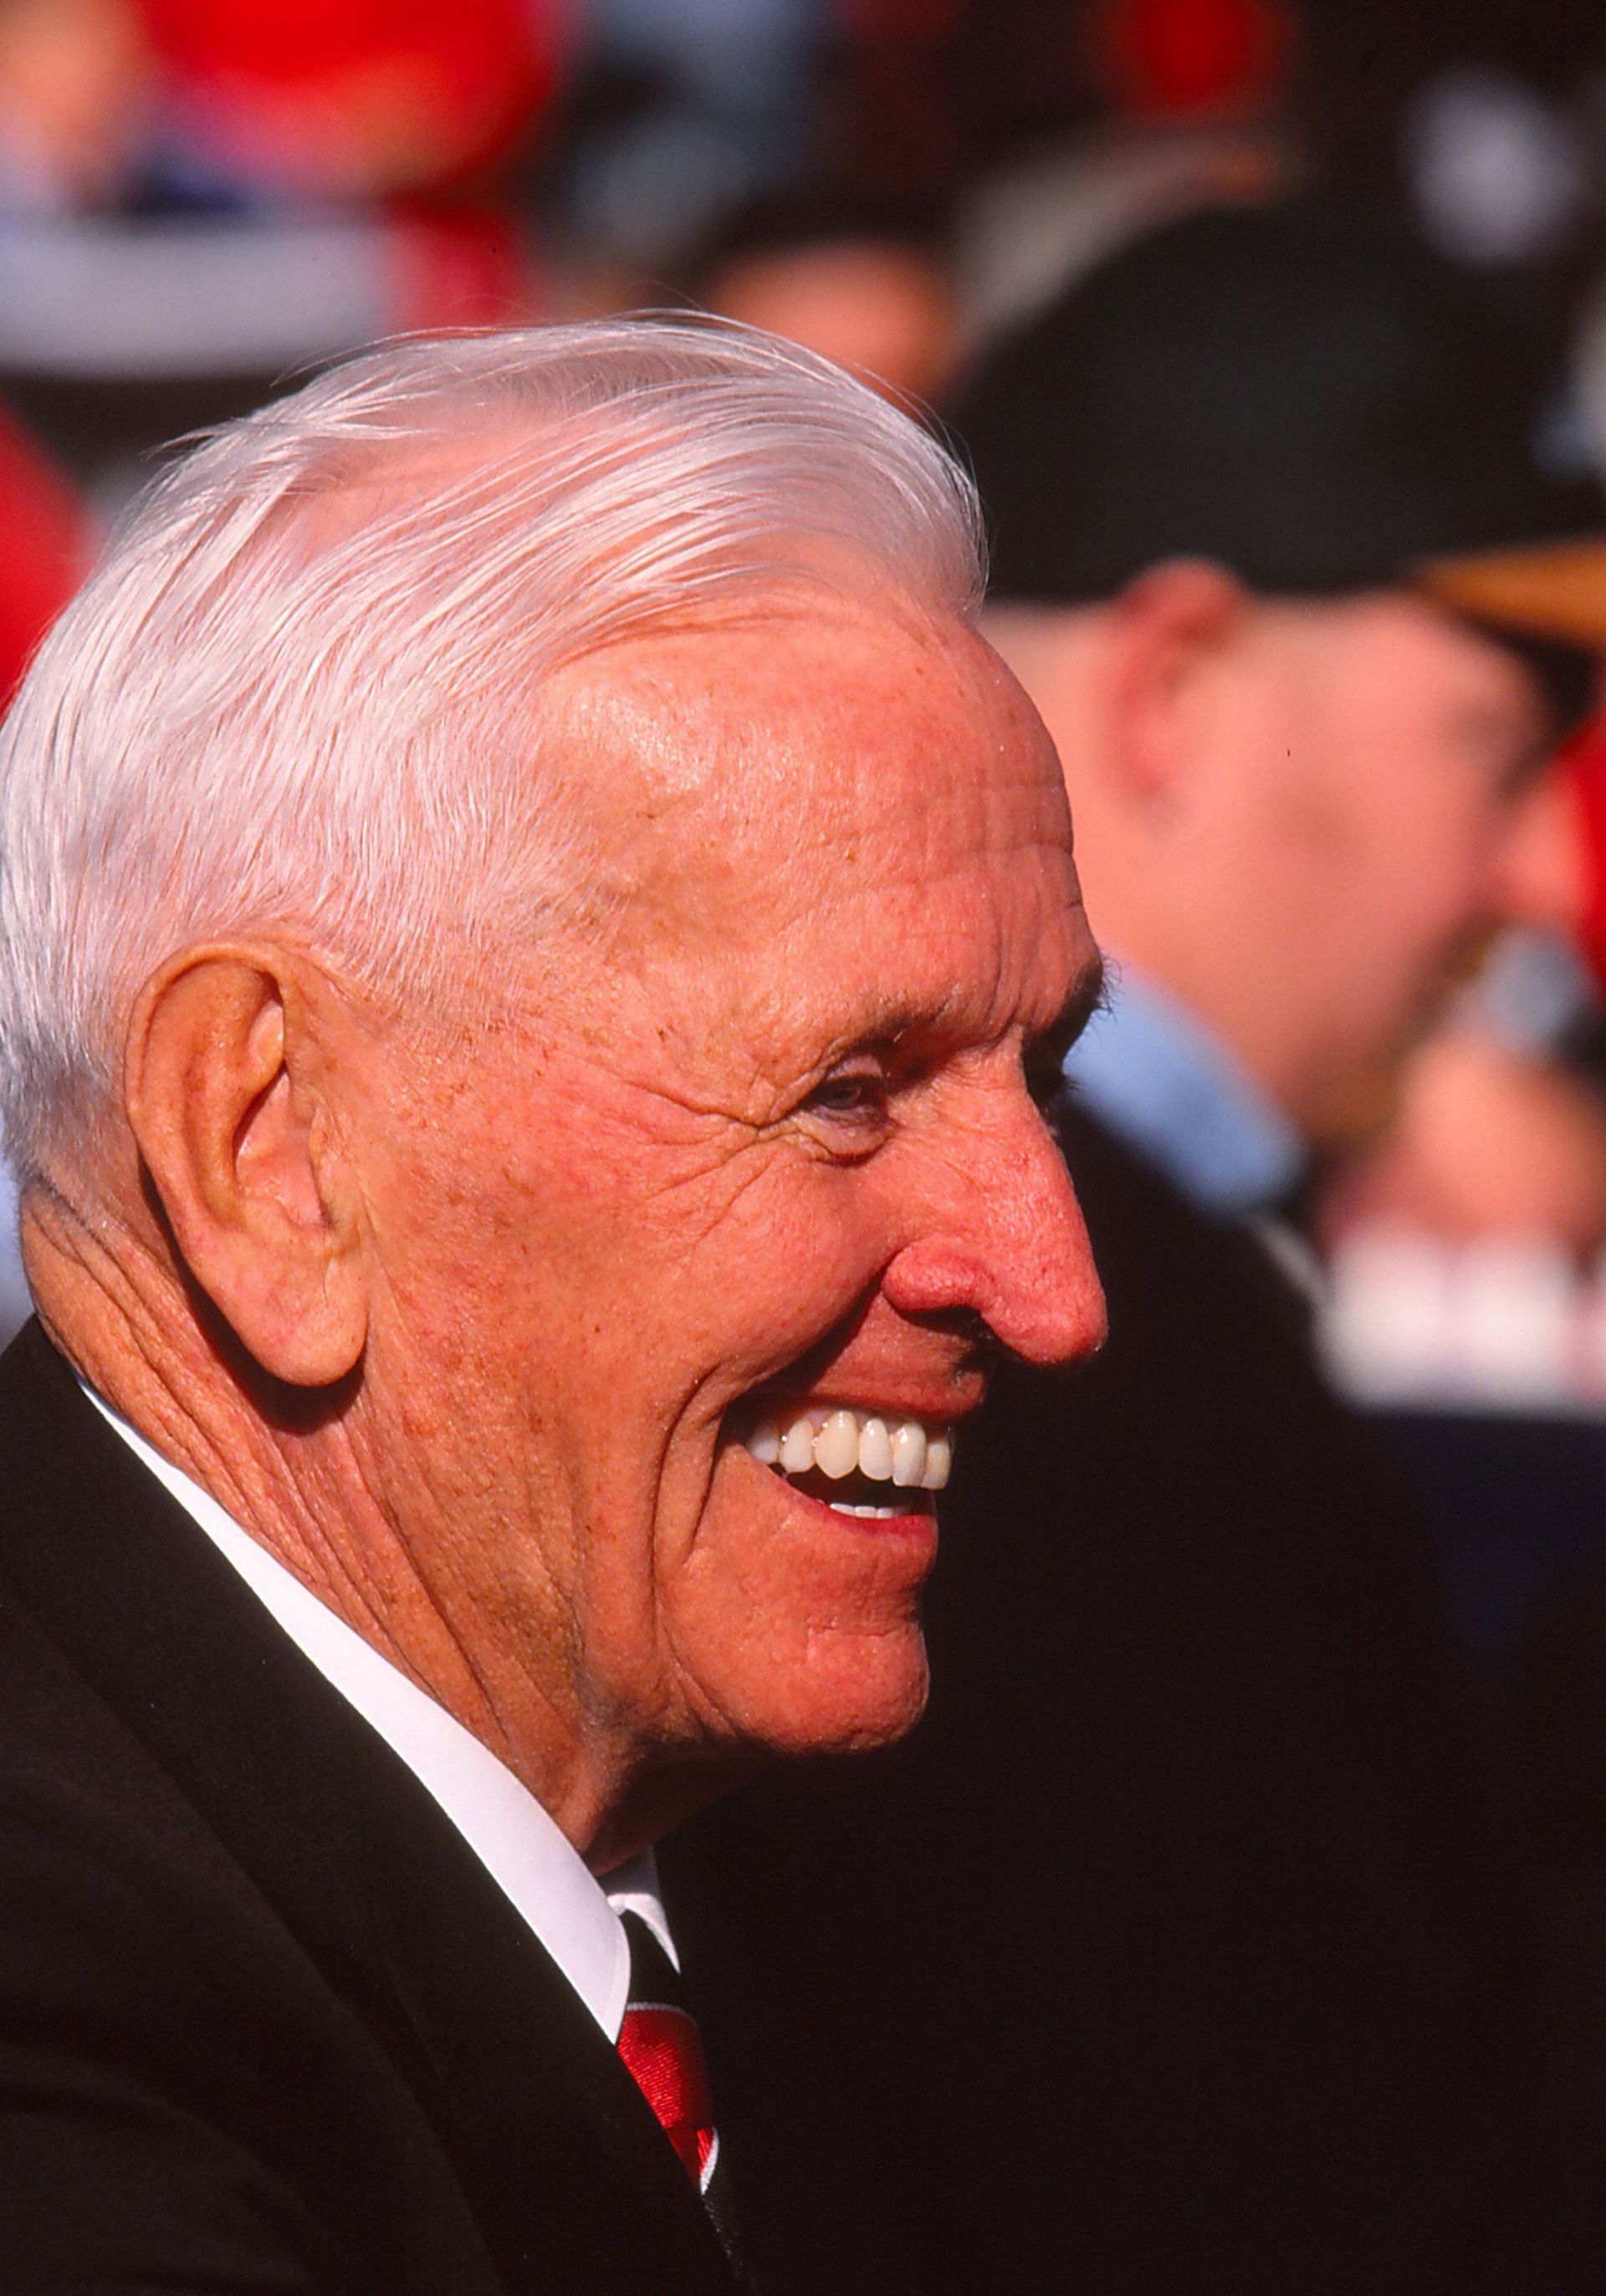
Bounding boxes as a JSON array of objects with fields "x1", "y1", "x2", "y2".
[{"x1": 0, "y1": 315, "x2": 985, "y2": 1180}]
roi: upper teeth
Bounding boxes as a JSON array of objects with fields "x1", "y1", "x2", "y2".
[{"x1": 744, "y1": 1407, "x2": 953, "y2": 1491}]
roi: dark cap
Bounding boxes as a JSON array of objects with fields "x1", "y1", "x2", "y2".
[{"x1": 953, "y1": 190, "x2": 1606, "y2": 649}]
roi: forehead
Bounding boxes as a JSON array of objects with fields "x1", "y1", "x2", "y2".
[{"x1": 544, "y1": 601, "x2": 1087, "y2": 1053}]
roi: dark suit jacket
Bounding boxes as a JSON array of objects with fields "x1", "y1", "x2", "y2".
[
  {"x1": 662, "y1": 1104, "x2": 1523, "y2": 2296},
  {"x1": 0, "y1": 1321, "x2": 737, "y2": 2295},
  {"x1": 1475, "y1": 1562, "x2": 1606, "y2": 2290}
]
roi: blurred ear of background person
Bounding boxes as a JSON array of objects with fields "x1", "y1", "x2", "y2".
[{"x1": 660, "y1": 185, "x2": 1606, "y2": 2296}]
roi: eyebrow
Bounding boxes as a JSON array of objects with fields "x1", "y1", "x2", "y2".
[{"x1": 823, "y1": 947, "x2": 1111, "y2": 1069}]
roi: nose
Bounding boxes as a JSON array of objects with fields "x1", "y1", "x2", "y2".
[{"x1": 881, "y1": 1093, "x2": 1107, "y2": 1368}]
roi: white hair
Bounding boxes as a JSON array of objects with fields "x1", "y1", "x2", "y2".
[{"x1": 0, "y1": 316, "x2": 985, "y2": 1180}]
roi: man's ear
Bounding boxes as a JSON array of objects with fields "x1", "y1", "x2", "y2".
[
  {"x1": 124, "y1": 947, "x2": 368, "y2": 1387},
  {"x1": 1105, "y1": 559, "x2": 1251, "y2": 815}
]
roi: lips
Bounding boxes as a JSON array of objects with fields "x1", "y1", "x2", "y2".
[{"x1": 735, "y1": 1402, "x2": 954, "y2": 1520}]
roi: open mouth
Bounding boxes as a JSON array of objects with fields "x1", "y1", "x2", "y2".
[{"x1": 735, "y1": 1404, "x2": 953, "y2": 1520}]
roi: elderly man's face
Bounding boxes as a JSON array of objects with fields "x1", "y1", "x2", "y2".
[{"x1": 354, "y1": 601, "x2": 1103, "y2": 1811}]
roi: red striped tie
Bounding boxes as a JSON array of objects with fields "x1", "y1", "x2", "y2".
[
  {"x1": 616, "y1": 1911, "x2": 745, "y2": 2274},
  {"x1": 617, "y1": 1989, "x2": 715, "y2": 2185}
]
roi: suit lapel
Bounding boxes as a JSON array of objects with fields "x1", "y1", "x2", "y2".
[{"x1": 0, "y1": 1324, "x2": 734, "y2": 2295}]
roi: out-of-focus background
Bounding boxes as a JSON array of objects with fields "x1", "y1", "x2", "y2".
[{"x1": 9, "y1": 0, "x2": 1606, "y2": 1658}]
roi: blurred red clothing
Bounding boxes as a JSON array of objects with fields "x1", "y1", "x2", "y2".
[
  {"x1": 1563, "y1": 716, "x2": 1606, "y2": 994},
  {"x1": 139, "y1": 0, "x2": 562, "y2": 194},
  {"x1": 0, "y1": 410, "x2": 89, "y2": 708},
  {"x1": 1088, "y1": 0, "x2": 1292, "y2": 117}
]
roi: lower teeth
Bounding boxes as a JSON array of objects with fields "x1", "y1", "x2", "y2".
[{"x1": 761, "y1": 1464, "x2": 921, "y2": 1516}]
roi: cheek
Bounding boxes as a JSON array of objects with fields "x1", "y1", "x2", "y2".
[
  {"x1": 1376, "y1": 795, "x2": 1501, "y2": 936},
  {"x1": 1284, "y1": 764, "x2": 1481, "y2": 928},
  {"x1": 536, "y1": 1156, "x2": 897, "y2": 1409}
]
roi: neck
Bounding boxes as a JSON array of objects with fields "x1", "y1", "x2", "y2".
[{"x1": 21, "y1": 1175, "x2": 644, "y2": 1864}]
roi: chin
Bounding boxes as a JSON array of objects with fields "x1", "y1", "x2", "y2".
[
  {"x1": 671, "y1": 1441, "x2": 942, "y2": 1757},
  {"x1": 727, "y1": 1626, "x2": 932, "y2": 1761}
]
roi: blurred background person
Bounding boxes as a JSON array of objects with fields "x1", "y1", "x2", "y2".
[
  {"x1": 1324, "y1": 1020, "x2": 1606, "y2": 1262},
  {"x1": 657, "y1": 188, "x2": 1606, "y2": 2296},
  {"x1": 953, "y1": 0, "x2": 1299, "y2": 356},
  {"x1": 1318, "y1": 729, "x2": 1606, "y2": 1657},
  {"x1": 685, "y1": 187, "x2": 959, "y2": 406},
  {"x1": 0, "y1": 0, "x2": 563, "y2": 504}
]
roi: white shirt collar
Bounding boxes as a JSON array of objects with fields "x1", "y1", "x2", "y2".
[{"x1": 79, "y1": 1383, "x2": 674, "y2": 2039}]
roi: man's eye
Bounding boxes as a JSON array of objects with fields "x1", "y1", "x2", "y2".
[
  {"x1": 803, "y1": 1071, "x2": 889, "y2": 1121},
  {"x1": 1024, "y1": 1042, "x2": 1070, "y2": 1114}
]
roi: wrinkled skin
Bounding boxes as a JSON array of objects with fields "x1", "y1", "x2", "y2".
[
  {"x1": 40, "y1": 596, "x2": 1107, "y2": 1865},
  {"x1": 349, "y1": 603, "x2": 1107, "y2": 1857}
]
